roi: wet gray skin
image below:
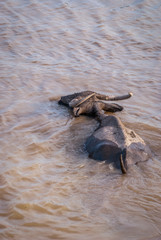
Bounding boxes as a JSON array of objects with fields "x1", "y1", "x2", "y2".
[{"x1": 59, "y1": 91, "x2": 151, "y2": 174}]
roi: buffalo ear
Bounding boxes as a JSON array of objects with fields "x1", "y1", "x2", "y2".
[{"x1": 101, "y1": 102, "x2": 123, "y2": 112}]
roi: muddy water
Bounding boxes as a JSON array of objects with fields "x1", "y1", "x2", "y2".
[{"x1": 0, "y1": 0, "x2": 161, "y2": 239}]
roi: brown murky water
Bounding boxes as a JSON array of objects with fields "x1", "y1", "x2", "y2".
[{"x1": 0, "y1": 0, "x2": 161, "y2": 239}]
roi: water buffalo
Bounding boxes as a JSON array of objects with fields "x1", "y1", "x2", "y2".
[{"x1": 59, "y1": 91, "x2": 150, "y2": 173}]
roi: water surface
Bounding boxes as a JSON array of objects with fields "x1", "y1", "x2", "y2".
[{"x1": 0, "y1": 0, "x2": 161, "y2": 239}]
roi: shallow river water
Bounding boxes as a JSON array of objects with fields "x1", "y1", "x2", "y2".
[{"x1": 0, "y1": 0, "x2": 161, "y2": 239}]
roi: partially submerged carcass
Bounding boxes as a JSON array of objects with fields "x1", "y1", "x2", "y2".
[{"x1": 59, "y1": 91, "x2": 151, "y2": 174}]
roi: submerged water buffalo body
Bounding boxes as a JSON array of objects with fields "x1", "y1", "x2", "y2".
[{"x1": 59, "y1": 91, "x2": 150, "y2": 174}]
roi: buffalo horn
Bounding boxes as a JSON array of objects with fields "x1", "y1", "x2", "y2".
[
  {"x1": 105, "y1": 92, "x2": 133, "y2": 101},
  {"x1": 96, "y1": 92, "x2": 133, "y2": 101}
]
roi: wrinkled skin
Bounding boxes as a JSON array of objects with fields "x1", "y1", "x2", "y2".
[
  {"x1": 58, "y1": 91, "x2": 151, "y2": 173},
  {"x1": 85, "y1": 107, "x2": 151, "y2": 173}
]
